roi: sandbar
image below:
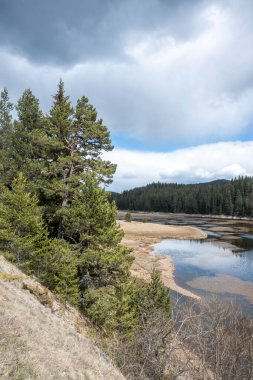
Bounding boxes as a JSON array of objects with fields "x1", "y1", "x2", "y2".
[{"x1": 119, "y1": 220, "x2": 207, "y2": 299}]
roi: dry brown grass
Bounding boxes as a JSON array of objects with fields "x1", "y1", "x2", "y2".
[
  {"x1": 0, "y1": 256, "x2": 125, "y2": 380},
  {"x1": 118, "y1": 220, "x2": 207, "y2": 240}
]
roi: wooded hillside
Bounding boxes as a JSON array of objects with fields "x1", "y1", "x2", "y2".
[{"x1": 113, "y1": 178, "x2": 253, "y2": 217}]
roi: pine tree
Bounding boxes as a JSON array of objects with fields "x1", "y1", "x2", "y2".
[
  {"x1": 234, "y1": 190, "x2": 244, "y2": 216},
  {"x1": 0, "y1": 87, "x2": 13, "y2": 184},
  {"x1": 0, "y1": 173, "x2": 80, "y2": 305},
  {"x1": 62, "y1": 178, "x2": 133, "y2": 290},
  {"x1": 222, "y1": 187, "x2": 233, "y2": 215},
  {"x1": 39, "y1": 80, "x2": 116, "y2": 237},
  {"x1": 0, "y1": 87, "x2": 13, "y2": 148},
  {"x1": 40, "y1": 238, "x2": 80, "y2": 305},
  {"x1": 0, "y1": 173, "x2": 48, "y2": 265},
  {"x1": 84, "y1": 281, "x2": 138, "y2": 335},
  {"x1": 5, "y1": 89, "x2": 45, "y2": 186},
  {"x1": 134, "y1": 268, "x2": 170, "y2": 323},
  {"x1": 84, "y1": 269, "x2": 170, "y2": 335}
]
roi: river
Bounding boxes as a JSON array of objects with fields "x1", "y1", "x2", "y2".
[{"x1": 119, "y1": 211, "x2": 253, "y2": 317}]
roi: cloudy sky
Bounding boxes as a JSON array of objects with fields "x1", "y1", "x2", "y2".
[{"x1": 1, "y1": 0, "x2": 253, "y2": 191}]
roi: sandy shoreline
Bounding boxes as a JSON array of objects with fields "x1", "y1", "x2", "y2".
[
  {"x1": 118, "y1": 210, "x2": 253, "y2": 222},
  {"x1": 119, "y1": 220, "x2": 207, "y2": 300}
]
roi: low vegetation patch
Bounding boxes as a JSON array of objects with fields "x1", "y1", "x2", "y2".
[{"x1": 0, "y1": 272, "x2": 24, "y2": 281}]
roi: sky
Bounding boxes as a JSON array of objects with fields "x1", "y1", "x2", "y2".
[{"x1": 0, "y1": 0, "x2": 253, "y2": 192}]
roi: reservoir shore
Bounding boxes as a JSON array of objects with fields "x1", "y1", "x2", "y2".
[{"x1": 118, "y1": 220, "x2": 207, "y2": 299}]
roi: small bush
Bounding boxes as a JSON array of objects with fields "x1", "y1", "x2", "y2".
[{"x1": 125, "y1": 212, "x2": 132, "y2": 222}]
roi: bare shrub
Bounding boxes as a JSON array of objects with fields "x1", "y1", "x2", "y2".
[
  {"x1": 176, "y1": 296, "x2": 253, "y2": 380},
  {"x1": 104, "y1": 308, "x2": 194, "y2": 380},
  {"x1": 105, "y1": 310, "x2": 171, "y2": 379},
  {"x1": 105, "y1": 296, "x2": 253, "y2": 380}
]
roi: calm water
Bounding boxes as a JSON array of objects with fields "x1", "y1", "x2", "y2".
[
  {"x1": 152, "y1": 238, "x2": 253, "y2": 316},
  {"x1": 118, "y1": 211, "x2": 253, "y2": 315}
]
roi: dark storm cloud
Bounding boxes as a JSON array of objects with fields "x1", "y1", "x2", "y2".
[
  {"x1": 1, "y1": 0, "x2": 253, "y2": 191},
  {"x1": 0, "y1": 0, "x2": 205, "y2": 65},
  {"x1": 1, "y1": 0, "x2": 253, "y2": 146}
]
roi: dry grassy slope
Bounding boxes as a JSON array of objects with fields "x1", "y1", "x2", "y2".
[{"x1": 0, "y1": 256, "x2": 125, "y2": 380}]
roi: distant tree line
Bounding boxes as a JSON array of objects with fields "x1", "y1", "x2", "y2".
[{"x1": 113, "y1": 178, "x2": 253, "y2": 217}]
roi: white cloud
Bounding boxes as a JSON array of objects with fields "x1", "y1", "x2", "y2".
[
  {"x1": 1, "y1": 2, "x2": 253, "y2": 144},
  {"x1": 104, "y1": 141, "x2": 253, "y2": 192}
]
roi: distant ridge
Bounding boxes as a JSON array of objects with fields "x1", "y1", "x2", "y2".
[
  {"x1": 112, "y1": 177, "x2": 253, "y2": 217},
  {"x1": 197, "y1": 179, "x2": 229, "y2": 186}
]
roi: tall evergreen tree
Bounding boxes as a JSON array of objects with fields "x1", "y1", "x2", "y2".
[
  {"x1": 62, "y1": 178, "x2": 133, "y2": 290},
  {"x1": 234, "y1": 190, "x2": 244, "y2": 216},
  {"x1": 0, "y1": 87, "x2": 13, "y2": 148},
  {"x1": 0, "y1": 87, "x2": 13, "y2": 184},
  {"x1": 0, "y1": 173, "x2": 80, "y2": 305},
  {"x1": 84, "y1": 268, "x2": 170, "y2": 336},
  {"x1": 134, "y1": 269, "x2": 170, "y2": 323},
  {"x1": 0, "y1": 173, "x2": 47, "y2": 265},
  {"x1": 3, "y1": 89, "x2": 45, "y2": 186},
  {"x1": 40, "y1": 80, "x2": 116, "y2": 237}
]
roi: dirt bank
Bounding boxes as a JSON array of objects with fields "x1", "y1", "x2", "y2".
[
  {"x1": 119, "y1": 220, "x2": 207, "y2": 300},
  {"x1": 0, "y1": 256, "x2": 125, "y2": 380}
]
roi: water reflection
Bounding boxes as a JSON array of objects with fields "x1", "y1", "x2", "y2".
[
  {"x1": 234, "y1": 237, "x2": 253, "y2": 250},
  {"x1": 153, "y1": 239, "x2": 253, "y2": 281},
  {"x1": 241, "y1": 233, "x2": 253, "y2": 239},
  {"x1": 152, "y1": 238, "x2": 253, "y2": 315}
]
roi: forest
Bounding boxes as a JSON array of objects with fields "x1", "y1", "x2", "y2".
[{"x1": 113, "y1": 178, "x2": 253, "y2": 217}]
